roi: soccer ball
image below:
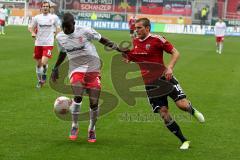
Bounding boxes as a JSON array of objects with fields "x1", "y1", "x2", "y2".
[{"x1": 54, "y1": 96, "x2": 72, "y2": 115}]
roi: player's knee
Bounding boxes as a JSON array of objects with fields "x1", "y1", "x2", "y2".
[
  {"x1": 159, "y1": 107, "x2": 169, "y2": 119},
  {"x1": 90, "y1": 104, "x2": 98, "y2": 110},
  {"x1": 176, "y1": 99, "x2": 189, "y2": 108},
  {"x1": 74, "y1": 96, "x2": 82, "y2": 103}
]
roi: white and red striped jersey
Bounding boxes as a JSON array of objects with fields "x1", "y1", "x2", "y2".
[
  {"x1": 56, "y1": 27, "x2": 102, "y2": 77},
  {"x1": 214, "y1": 22, "x2": 227, "y2": 37},
  {"x1": 0, "y1": 8, "x2": 7, "y2": 20},
  {"x1": 30, "y1": 13, "x2": 60, "y2": 46}
]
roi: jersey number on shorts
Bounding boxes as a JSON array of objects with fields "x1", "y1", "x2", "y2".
[
  {"x1": 47, "y1": 50, "x2": 52, "y2": 56},
  {"x1": 174, "y1": 84, "x2": 184, "y2": 94}
]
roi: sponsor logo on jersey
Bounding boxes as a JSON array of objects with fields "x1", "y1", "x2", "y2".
[
  {"x1": 39, "y1": 24, "x2": 52, "y2": 27},
  {"x1": 146, "y1": 44, "x2": 151, "y2": 50},
  {"x1": 66, "y1": 46, "x2": 85, "y2": 52},
  {"x1": 79, "y1": 37, "x2": 83, "y2": 43},
  {"x1": 132, "y1": 52, "x2": 148, "y2": 55}
]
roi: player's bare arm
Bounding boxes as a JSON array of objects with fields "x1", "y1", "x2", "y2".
[
  {"x1": 165, "y1": 47, "x2": 180, "y2": 80},
  {"x1": 99, "y1": 37, "x2": 130, "y2": 52},
  {"x1": 51, "y1": 51, "x2": 67, "y2": 82},
  {"x1": 55, "y1": 27, "x2": 61, "y2": 35},
  {"x1": 28, "y1": 26, "x2": 36, "y2": 38},
  {"x1": 99, "y1": 36, "x2": 119, "y2": 50}
]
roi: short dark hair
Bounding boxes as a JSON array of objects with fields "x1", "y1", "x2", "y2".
[
  {"x1": 136, "y1": 18, "x2": 151, "y2": 30},
  {"x1": 62, "y1": 13, "x2": 74, "y2": 24},
  {"x1": 62, "y1": 12, "x2": 75, "y2": 28}
]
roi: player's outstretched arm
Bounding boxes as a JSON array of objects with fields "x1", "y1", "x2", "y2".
[
  {"x1": 51, "y1": 52, "x2": 67, "y2": 82},
  {"x1": 99, "y1": 37, "x2": 130, "y2": 53}
]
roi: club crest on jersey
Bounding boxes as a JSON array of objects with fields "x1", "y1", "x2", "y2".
[
  {"x1": 79, "y1": 37, "x2": 83, "y2": 43},
  {"x1": 146, "y1": 44, "x2": 151, "y2": 50}
]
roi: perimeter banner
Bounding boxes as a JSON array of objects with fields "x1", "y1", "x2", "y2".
[{"x1": 65, "y1": 0, "x2": 114, "y2": 11}]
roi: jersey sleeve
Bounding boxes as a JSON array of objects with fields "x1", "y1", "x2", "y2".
[
  {"x1": 56, "y1": 37, "x2": 66, "y2": 53},
  {"x1": 84, "y1": 28, "x2": 102, "y2": 41},
  {"x1": 54, "y1": 15, "x2": 61, "y2": 29},
  {"x1": 30, "y1": 16, "x2": 38, "y2": 29},
  {"x1": 123, "y1": 39, "x2": 137, "y2": 62},
  {"x1": 158, "y1": 36, "x2": 174, "y2": 54}
]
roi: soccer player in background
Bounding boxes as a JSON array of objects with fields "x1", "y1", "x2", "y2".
[
  {"x1": 28, "y1": 1, "x2": 61, "y2": 88},
  {"x1": 0, "y1": 4, "x2": 8, "y2": 35},
  {"x1": 214, "y1": 18, "x2": 226, "y2": 54},
  {"x1": 51, "y1": 13, "x2": 122, "y2": 142},
  {"x1": 122, "y1": 18, "x2": 205, "y2": 150},
  {"x1": 50, "y1": 4, "x2": 60, "y2": 34},
  {"x1": 128, "y1": 15, "x2": 136, "y2": 39}
]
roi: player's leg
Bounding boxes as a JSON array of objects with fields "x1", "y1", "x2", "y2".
[
  {"x1": 1, "y1": 24, "x2": 5, "y2": 35},
  {"x1": 87, "y1": 88, "x2": 100, "y2": 142},
  {"x1": 0, "y1": 23, "x2": 2, "y2": 34},
  {"x1": 41, "y1": 56, "x2": 49, "y2": 83},
  {"x1": 215, "y1": 37, "x2": 219, "y2": 53},
  {"x1": 41, "y1": 46, "x2": 53, "y2": 83},
  {"x1": 69, "y1": 74, "x2": 85, "y2": 141},
  {"x1": 86, "y1": 72, "x2": 101, "y2": 142},
  {"x1": 219, "y1": 38, "x2": 224, "y2": 54},
  {"x1": 69, "y1": 95, "x2": 82, "y2": 141},
  {"x1": 168, "y1": 77, "x2": 205, "y2": 123},
  {"x1": 146, "y1": 84, "x2": 189, "y2": 149},
  {"x1": 158, "y1": 106, "x2": 190, "y2": 149},
  {"x1": 36, "y1": 59, "x2": 43, "y2": 88},
  {"x1": 0, "y1": 20, "x2": 5, "y2": 34},
  {"x1": 216, "y1": 42, "x2": 219, "y2": 53},
  {"x1": 175, "y1": 99, "x2": 205, "y2": 123},
  {"x1": 34, "y1": 46, "x2": 44, "y2": 88}
]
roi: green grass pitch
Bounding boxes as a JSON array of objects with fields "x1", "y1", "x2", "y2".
[{"x1": 0, "y1": 26, "x2": 240, "y2": 160}]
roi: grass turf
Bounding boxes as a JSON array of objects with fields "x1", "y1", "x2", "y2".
[{"x1": 0, "y1": 26, "x2": 240, "y2": 160}]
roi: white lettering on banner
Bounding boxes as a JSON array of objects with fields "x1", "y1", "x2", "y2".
[
  {"x1": 80, "y1": 0, "x2": 113, "y2": 4},
  {"x1": 142, "y1": 0, "x2": 163, "y2": 3},
  {"x1": 121, "y1": 23, "x2": 129, "y2": 30},
  {"x1": 75, "y1": 20, "x2": 92, "y2": 27},
  {"x1": 78, "y1": 12, "x2": 111, "y2": 18},
  {"x1": 93, "y1": 21, "x2": 119, "y2": 29},
  {"x1": 80, "y1": 4, "x2": 112, "y2": 11}
]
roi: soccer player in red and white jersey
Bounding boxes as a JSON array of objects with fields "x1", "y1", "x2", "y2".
[
  {"x1": 51, "y1": 13, "x2": 121, "y2": 142},
  {"x1": 128, "y1": 15, "x2": 136, "y2": 39},
  {"x1": 122, "y1": 18, "x2": 205, "y2": 150},
  {"x1": 0, "y1": 5, "x2": 7, "y2": 35},
  {"x1": 214, "y1": 18, "x2": 226, "y2": 54},
  {"x1": 28, "y1": 1, "x2": 61, "y2": 88}
]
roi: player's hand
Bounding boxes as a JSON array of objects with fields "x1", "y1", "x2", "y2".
[
  {"x1": 122, "y1": 57, "x2": 130, "y2": 63},
  {"x1": 164, "y1": 67, "x2": 173, "y2": 81},
  {"x1": 31, "y1": 32, "x2": 36, "y2": 38},
  {"x1": 121, "y1": 52, "x2": 130, "y2": 63},
  {"x1": 117, "y1": 47, "x2": 130, "y2": 53},
  {"x1": 51, "y1": 68, "x2": 59, "y2": 82}
]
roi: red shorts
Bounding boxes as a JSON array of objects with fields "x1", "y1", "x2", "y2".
[
  {"x1": 0, "y1": 19, "x2": 5, "y2": 26},
  {"x1": 216, "y1": 36, "x2": 224, "y2": 43},
  {"x1": 70, "y1": 72, "x2": 101, "y2": 89},
  {"x1": 34, "y1": 46, "x2": 53, "y2": 59}
]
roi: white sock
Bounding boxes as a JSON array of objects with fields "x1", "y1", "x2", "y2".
[
  {"x1": 70, "y1": 101, "x2": 81, "y2": 128},
  {"x1": 36, "y1": 66, "x2": 43, "y2": 81},
  {"x1": 88, "y1": 107, "x2": 99, "y2": 131},
  {"x1": 219, "y1": 43, "x2": 223, "y2": 53}
]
